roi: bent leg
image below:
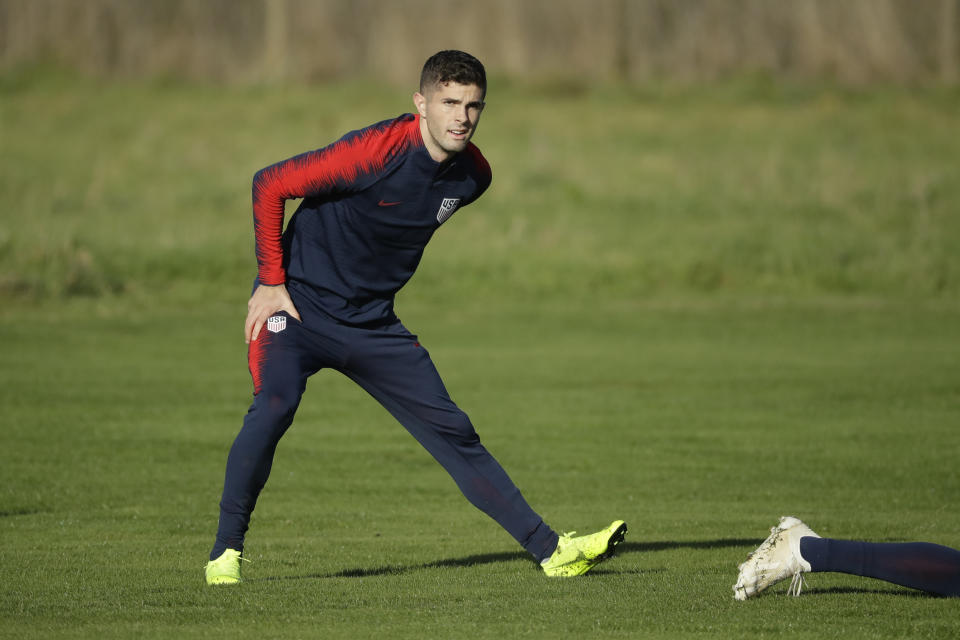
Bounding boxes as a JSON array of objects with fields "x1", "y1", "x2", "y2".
[
  {"x1": 342, "y1": 324, "x2": 558, "y2": 562},
  {"x1": 211, "y1": 318, "x2": 319, "y2": 560},
  {"x1": 801, "y1": 537, "x2": 960, "y2": 597}
]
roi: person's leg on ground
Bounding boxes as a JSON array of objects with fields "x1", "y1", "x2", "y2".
[
  {"x1": 800, "y1": 537, "x2": 960, "y2": 597},
  {"x1": 339, "y1": 320, "x2": 626, "y2": 575},
  {"x1": 207, "y1": 313, "x2": 322, "y2": 584},
  {"x1": 734, "y1": 516, "x2": 960, "y2": 598},
  {"x1": 340, "y1": 321, "x2": 558, "y2": 562}
]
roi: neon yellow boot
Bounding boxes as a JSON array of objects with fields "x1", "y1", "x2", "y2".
[
  {"x1": 541, "y1": 520, "x2": 627, "y2": 577},
  {"x1": 205, "y1": 549, "x2": 245, "y2": 585}
]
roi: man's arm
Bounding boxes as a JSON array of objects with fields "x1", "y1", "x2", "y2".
[
  {"x1": 251, "y1": 117, "x2": 417, "y2": 288},
  {"x1": 245, "y1": 152, "x2": 339, "y2": 344},
  {"x1": 245, "y1": 140, "x2": 370, "y2": 342},
  {"x1": 245, "y1": 116, "x2": 419, "y2": 341},
  {"x1": 251, "y1": 152, "x2": 340, "y2": 288}
]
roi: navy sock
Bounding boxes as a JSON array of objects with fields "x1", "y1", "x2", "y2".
[
  {"x1": 799, "y1": 536, "x2": 960, "y2": 597},
  {"x1": 533, "y1": 527, "x2": 560, "y2": 564}
]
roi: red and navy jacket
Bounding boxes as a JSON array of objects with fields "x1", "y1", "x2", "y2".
[{"x1": 251, "y1": 113, "x2": 491, "y2": 325}]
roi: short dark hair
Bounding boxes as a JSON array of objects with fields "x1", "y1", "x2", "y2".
[{"x1": 419, "y1": 50, "x2": 486, "y2": 97}]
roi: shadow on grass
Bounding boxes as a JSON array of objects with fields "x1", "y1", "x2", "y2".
[
  {"x1": 0, "y1": 508, "x2": 46, "y2": 518},
  {"x1": 256, "y1": 537, "x2": 755, "y2": 582},
  {"x1": 623, "y1": 539, "x2": 758, "y2": 553},
  {"x1": 806, "y1": 586, "x2": 937, "y2": 599},
  {"x1": 256, "y1": 551, "x2": 531, "y2": 582}
]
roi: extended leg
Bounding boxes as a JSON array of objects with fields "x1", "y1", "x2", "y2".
[
  {"x1": 801, "y1": 537, "x2": 960, "y2": 597},
  {"x1": 341, "y1": 322, "x2": 559, "y2": 562},
  {"x1": 734, "y1": 516, "x2": 960, "y2": 599}
]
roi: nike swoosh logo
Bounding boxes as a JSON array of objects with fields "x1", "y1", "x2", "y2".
[{"x1": 378, "y1": 200, "x2": 402, "y2": 207}]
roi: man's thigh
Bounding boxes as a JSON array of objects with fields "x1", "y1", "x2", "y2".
[
  {"x1": 247, "y1": 311, "x2": 334, "y2": 397},
  {"x1": 341, "y1": 322, "x2": 468, "y2": 430}
]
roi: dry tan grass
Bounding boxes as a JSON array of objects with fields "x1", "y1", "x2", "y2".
[{"x1": 0, "y1": 0, "x2": 957, "y2": 84}]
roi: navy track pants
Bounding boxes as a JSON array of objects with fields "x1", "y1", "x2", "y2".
[
  {"x1": 801, "y1": 537, "x2": 960, "y2": 597},
  {"x1": 211, "y1": 311, "x2": 558, "y2": 563}
]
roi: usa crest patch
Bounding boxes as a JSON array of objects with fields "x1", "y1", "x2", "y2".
[
  {"x1": 436, "y1": 197, "x2": 461, "y2": 224},
  {"x1": 266, "y1": 315, "x2": 287, "y2": 333}
]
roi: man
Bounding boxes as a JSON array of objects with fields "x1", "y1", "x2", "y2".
[
  {"x1": 734, "y1": 516, "x2": 960, "y2": 598},
  {"x1": 205, "y1": 50, "x2": 626, "y2": 585}
]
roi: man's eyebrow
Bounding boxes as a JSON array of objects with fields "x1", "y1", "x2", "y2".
[
  {"x1": 447, "y1": 98, "x2": 484, "y2": 105},
  {"x1": 441, "y1": 97, "x2": 485, "y2": 108}
]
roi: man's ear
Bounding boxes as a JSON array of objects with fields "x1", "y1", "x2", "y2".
[{"x1": 413, "y1": 92, "x2": 428, "y2": 118}]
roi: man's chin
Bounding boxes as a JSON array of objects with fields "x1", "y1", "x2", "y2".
[{"x1": 443, "y1": 139, "x2": 470, "y2": 154}]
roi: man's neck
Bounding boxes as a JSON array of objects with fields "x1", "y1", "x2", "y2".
[{"x1": 419, "y1": 116, "x2": 455, "y2": 164}]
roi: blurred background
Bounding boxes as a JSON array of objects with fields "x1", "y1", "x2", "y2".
[
  {"x1": 2, "y1": 0, "x2": 959, "y2": 85},
  {"x1": 1, "y1": 0, "x2": 958, "y2": 306}
]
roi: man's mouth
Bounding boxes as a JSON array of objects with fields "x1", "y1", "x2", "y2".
[{"x1": 448, "y1": 127, "x2": 469, "y2": 140}]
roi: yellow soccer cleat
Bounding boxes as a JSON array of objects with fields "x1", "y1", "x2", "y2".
[
  {"x1": 205, "y1": 548, "x2": 245, "y2": 585},
  {"x1": 541, "y1": 520, "x2": 628, "y2": 577}
]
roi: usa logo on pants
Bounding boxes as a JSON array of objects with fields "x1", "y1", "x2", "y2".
[
  {"x1": 436, "y1": 198, "x2": 461, "y2": 224},
  {"x1": 266, "y1": 315, "x2": 287, "y2": 333}
]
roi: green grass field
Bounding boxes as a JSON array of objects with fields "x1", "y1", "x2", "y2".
[{"x1": 1, "y1": 70, "x2": 959, "y2": 638}]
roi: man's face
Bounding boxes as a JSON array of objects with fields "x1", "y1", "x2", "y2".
[{"x1": 413, "y1": 82, "x2": 485, "y2": 163}]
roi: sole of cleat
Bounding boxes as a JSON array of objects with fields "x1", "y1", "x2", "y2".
[{"x1": 599, "y1": 522, "x2": 628, "y2": 561}]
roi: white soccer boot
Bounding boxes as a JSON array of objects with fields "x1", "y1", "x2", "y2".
[{"x1": 733, "y1": 516, "x2": 820, "y2": 600}]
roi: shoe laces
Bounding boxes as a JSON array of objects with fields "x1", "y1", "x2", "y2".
[
  {"x1": 204, "y1": 552, "x2": 251, "y2": 569},
  {"x1": 787, "y1": 571, "x2": 807, "y2": 596},
  {"x1": 557, "y1": 531, "x2": 582, "y2": 550}
]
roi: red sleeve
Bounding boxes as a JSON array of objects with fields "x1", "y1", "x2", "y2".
[
  {"x1": 252, "y1": 115, "x2": 418, "y2": 285},
  {"x1": 463, "y1": 143, "x2": 492, "y2": 205}
]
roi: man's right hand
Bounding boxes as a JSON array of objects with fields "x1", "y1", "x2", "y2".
[{"x1": 245, "y1": 283, "x2": 302, "y2": 344}]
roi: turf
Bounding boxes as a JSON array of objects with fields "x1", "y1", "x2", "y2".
[
  {"x1": 1, "y1": 71, "x2": 959, "y2": 637},
  {"x1": 2, "y1": 299, "x2": 958, "y2": 638}
]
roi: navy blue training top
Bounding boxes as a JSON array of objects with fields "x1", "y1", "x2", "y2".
[{"x1": 251, "y1": 113, "x2": 492, "y2": 325}]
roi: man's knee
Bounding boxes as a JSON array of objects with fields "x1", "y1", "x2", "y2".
[
  {"x1": 439, "y1": 409, "x2": 480, "y2": 445},
  {"x1": 249, "y1": 386, "x2": 302, "y2": 429}
]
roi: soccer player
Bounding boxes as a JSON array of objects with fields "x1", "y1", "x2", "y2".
[
  {"x1": 204, "y1": 50, "x2": 626, "y2": 585},
  {"x1": 734, "y1": 516, "x2": 960, "y2": 599}
]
